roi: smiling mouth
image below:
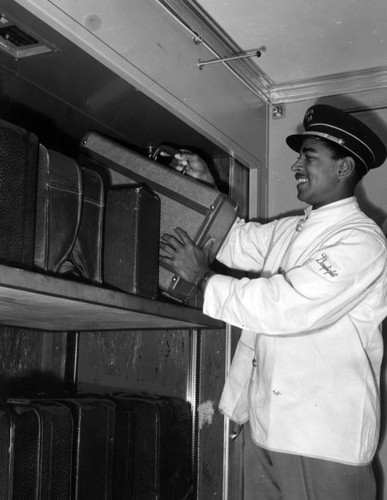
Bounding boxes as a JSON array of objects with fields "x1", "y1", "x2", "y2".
[{"x1": 296, "y1": 176, "x2": 309, "y2": 185}]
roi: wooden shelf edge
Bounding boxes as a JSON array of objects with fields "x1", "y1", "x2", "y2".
[{"x1": 0, "y1": 265, "x2": 224, "y2": 331}]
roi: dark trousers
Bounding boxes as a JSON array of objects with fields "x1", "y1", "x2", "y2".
[{"x1": 243, "y1": 424, "x2": 376, "y2": 500}]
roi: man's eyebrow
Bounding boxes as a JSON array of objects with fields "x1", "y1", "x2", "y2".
[{"x1": 300, "y1": 146, "x2": 318, "y2": 154}]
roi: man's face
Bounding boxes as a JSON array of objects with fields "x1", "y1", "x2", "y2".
[{"x1": 290, "y1": 137, "x2": 344, "y2": 209}]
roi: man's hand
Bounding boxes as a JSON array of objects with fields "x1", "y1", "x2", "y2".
[
  {"x1": 160, "y1": 228, "x2": 215, "y2": 284},
  {"x1": 170, "y1": 150, "x2": 216, "y2": 187}
]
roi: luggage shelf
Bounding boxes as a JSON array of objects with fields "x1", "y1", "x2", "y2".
[{"x1": 0, "y1": 265, "x2": 223, "y2": 331}]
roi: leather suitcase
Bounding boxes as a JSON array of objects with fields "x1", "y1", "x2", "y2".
[
  {"x1": 7, "y1": 399, "x2": 73, "y2": 500},
  {"x1": 34, "y1": 144, "x2": 83, "y2": 275},
  {"x1": 0, "y1": 403, "x2": 41, "y2": 499},
  {"x1": 67, "y1": 166, "x2": 105, "y2": 283},
  {"x1": 34, "y1": 144, "x2": 104, "y2": 283},
  {"x1": 112, "y1": 393, "x2": 193, "y2": 500},
  {"x1": 103, "y1": 185, "x2": 160, "y2": 299},
  {"x1": 0, "y1": 118, "x2": 39, "y2": 269},
  {"x1": 80, "y1": 132, "x2": 238, "y2": 302},
  {"x1": 55, "y1": 396, "x2": 116, "y2": 500}
]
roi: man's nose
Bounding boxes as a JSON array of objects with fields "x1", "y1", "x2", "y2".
[{"x1": 291, "y1": 159, "x2": 303, "y2": 172}]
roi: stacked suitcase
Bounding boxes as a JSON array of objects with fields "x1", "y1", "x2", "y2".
[
  {"x1": 54, "y1": 397, "x2": 116, "y2": 500},
  {"x1": 103, "y1": 185, "x2": 160, "y2": 299},
  {"x1": 0, "y1": 119, "x2": 39, "y2": 269},
  {"x1": 0, "y1": 119, "x2": 225, "y2": 497},
  {"x1": 34, "y1": 144, "x2": 105, "y2": 283},
  {"x1": 2, "y1": 399, "x2": 74, "y2": 500},
  {"x1": 0, "y1": 394, "x2": 192, "y2": 500},
  {"x1": 0, "y1": 118, "x2": 105, "y2": 284},
  {"x1": 113, "y1": 393, "x2": 193, "y2": 500},
  {"x1": 0, "y1": 117, "x2": 237, "y2": 301}
]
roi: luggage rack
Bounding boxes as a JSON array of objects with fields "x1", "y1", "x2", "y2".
[{"x1": 0, "y1": 264, "x2": 223, "y2": 331}]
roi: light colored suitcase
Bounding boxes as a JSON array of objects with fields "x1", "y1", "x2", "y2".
[{"x1": 80, "y1": 131, "x2": 238, "y2": 302}]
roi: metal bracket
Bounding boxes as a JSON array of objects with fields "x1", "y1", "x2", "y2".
[
  {"x1": 192, "y1": 34, "x2": 203, "y2": 45},
  {"x1": 272, "y1": 104, "x2": 286, "y2": 119},
  {"x1": 198, "y1": 49, "x2": 262, "y2": 70}
]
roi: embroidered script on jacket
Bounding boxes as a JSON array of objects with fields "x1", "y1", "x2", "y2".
[{"x1": 315, "y1": 253, "x2": 338, "y2": 277}]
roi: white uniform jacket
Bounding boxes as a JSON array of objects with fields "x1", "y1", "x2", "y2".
[{"x1": 203, "y1": 197, "x2": 387, "y2": 465}]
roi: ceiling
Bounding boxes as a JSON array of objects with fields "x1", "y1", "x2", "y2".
[
  {"x1": 1, "y1": 0, "x2": 386, "y2": 162},
  {"x1": 187, "y1": 0, "x2": 387, "y2": 104}
]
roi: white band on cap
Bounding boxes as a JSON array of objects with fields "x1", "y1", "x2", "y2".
[
  {"x1": 303, "y1": 131, "x2": 345, "y2": 146},
  {"x1": 302, "y1": 131, "x2": 369, "y2": 170},
  {"x1": 310, "y1": 123, "x2": 376, "y2": 163}
]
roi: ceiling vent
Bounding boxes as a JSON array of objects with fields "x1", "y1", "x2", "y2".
[{"x1": 0, "y1": 15, "x2": 53, "y2": 58}]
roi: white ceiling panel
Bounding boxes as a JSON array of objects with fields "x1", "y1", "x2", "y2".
[{"x1": 195, "y1": 0, "x2": 387, "y2": 101}]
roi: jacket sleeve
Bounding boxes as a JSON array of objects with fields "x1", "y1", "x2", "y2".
[
  {"x1": 216, "y1": 217, "x2": 278, "y2": 273},
  {"x1": 205, "y1": 227, "x2": 387, "y2": 335}
]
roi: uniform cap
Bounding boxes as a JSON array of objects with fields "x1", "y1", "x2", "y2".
[{"x1": 286, "y1": 104, "x2": 387, "y2": 171}]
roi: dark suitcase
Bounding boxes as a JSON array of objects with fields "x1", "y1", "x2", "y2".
[
  {"x1": 34, "y1": 144, "x2": 83, "y2": 275},
  {"x1": 34, "y1": 144, "x2": 104, "y2": 283},
  {"x1": 0, "y1": 118, "x2": 39, "y2": 268},
  {"x1": 7, "y1": 399, "x2": 73, "y2": 500},
  {"x1": 113, "y1": 393, "x2": 193, "y2": 500},
  {"x1": 55, "y1": 396, "x2": 116, "y2": 500},
  {"x1": 0, "y1": 403, "x2": 41, "y2": 499},
  {"x1": 80, "y1": 132, "x2": 238, "y2": 302},
  {"x1": 67, "y1": 166, "x2": 105, "y2": 283},
  {"x1": 103, "y1": 185, "x2": 160, "y2": 299}
]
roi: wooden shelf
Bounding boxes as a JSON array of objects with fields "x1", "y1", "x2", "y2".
[{"x1": 0, "y1": 265, "x2": 223, "y2": 331}]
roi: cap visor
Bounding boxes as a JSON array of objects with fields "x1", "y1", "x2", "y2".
[{"x1": 286, "y1": 134, "x2": 305, "y2": 153}]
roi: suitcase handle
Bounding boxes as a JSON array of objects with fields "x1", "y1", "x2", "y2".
[{"x1": 150, "y1": 144, "x2": 180, "y2": 162}]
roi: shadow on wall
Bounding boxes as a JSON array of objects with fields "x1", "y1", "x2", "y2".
[
  {"x1": 356, "y1": 182, "x2": 387, "y2": 232},
  {"x1": 310, "y1": 95, "x2": 387, "y2": 232}
]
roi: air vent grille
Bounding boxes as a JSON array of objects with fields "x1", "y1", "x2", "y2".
[
  {"x1": 0, "y1": 24, "x2": 39, "y2": 47},
  {"x1": 0, "y1": 15, "x2": 53, "y2": 58}
]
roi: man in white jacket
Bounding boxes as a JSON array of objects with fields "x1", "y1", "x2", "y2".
[{"x1": 160, "y1": 104, "x2": 387, "y2": 499}]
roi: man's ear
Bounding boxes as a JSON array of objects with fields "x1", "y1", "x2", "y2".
[{"x1": 338, "y1": 156, "x2": 355, "y2": 180}]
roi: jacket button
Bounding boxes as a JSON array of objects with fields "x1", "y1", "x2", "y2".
[{"x1": 252, "y1": 359, "x2": 257, "y2": 368}]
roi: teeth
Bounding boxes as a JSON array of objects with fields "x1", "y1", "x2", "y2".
[{"x1": 297, "y1": 178, "x2": 308, "y2": 184}]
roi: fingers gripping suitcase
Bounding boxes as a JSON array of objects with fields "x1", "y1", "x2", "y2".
[
  {"x1": 80, "y1": 132, "x2": 238, "y2": 301},
  {"x1": 34, "y1": 145, "x2": 104, "y2": 283},
  {"x1": 113, "y1": 393, "x2": 193, "y2": 500},
  {"x1": 0, "y1": 119, "x2": 39, "y2": 268},
  {"x1": 55, "y1": 397, "x2": 116, "y2": 500}
]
